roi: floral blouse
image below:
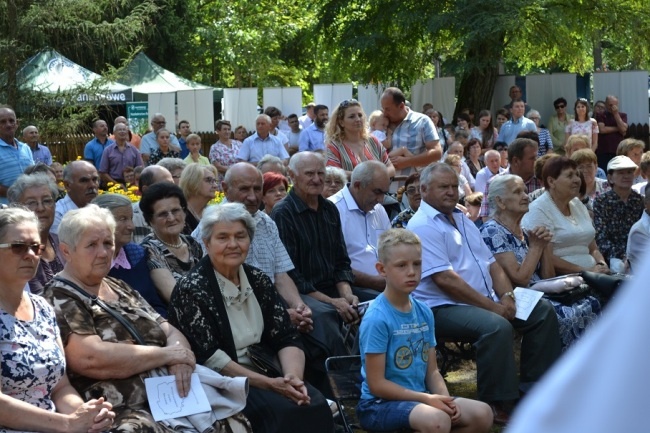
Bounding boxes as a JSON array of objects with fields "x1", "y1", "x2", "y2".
[
  {"x1": 209, "y1": 140, "x2": 242, "y2": 181},
  {"x1": 0, "y1": 295, "x2": 65, "y2": 418}
]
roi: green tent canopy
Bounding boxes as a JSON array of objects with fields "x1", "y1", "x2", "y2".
[{"x1": 13, "y1": 49, "x2": 132, "y2": 103}]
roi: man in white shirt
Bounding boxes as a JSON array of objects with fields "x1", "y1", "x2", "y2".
[
  {"x1": 298, "y1": 103, "x2": 315, "y2": 129},
  {"x1": 329, "y1": 160, "x2": 391, "y2": 301},
  {"x1": 237, "y1": 115, "x2": 289, "y2": 164},
  {"x1": 474, "y1": 150, "x2": 506, "y2": 195},
  {"x1": 286, "y1": 114, "x2": 302, "y2": 155},
  {"x1": 51, "y1": 161, "x2": 99, "y2": 234}
]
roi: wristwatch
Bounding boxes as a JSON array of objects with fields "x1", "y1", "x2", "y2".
[{"x1": 501, "y1": 291, "x2": 515, "y2": 300}]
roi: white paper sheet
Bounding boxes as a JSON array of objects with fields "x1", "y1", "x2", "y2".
[
  {"x1": 145, "y1": 373, "x2": 211, "y2": 422},
  {"x1": 513, "y1": 287, "x2": 544, "y2": 321}
]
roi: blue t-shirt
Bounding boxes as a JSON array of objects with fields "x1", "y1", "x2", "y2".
[{"x1": 359, "y1": 293, "x2": 436, "y2": 400}]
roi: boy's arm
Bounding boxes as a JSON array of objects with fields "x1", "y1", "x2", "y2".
[{"x1": 425, "y1": 347, "x2": 450, "y2": 396}]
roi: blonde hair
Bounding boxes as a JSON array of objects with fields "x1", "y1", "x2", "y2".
[
  {"x1": 565, "y1": 134, "x2": 589, "y2": 155},
  {"x1": 570, "y1": 148, "x2": 598, "y2": 166},
  {"x1": 180, "y1": 163, "x2": 218, "y2": 198},
  {"x1": 368, "y1": 110, "x2": 385, "y2": 130},
  {"x1": 444, "y1": 154, "x2": 462, "y2": 166},
  {"x1": 378, "y1": 228, "x2": 421, "y2": 263},
  {"x1": 325, "y1": 100, "x2": 368, "y2": 144},
  {"x1": 616, "y1": 138, "x2": 645, "y2": 156}
]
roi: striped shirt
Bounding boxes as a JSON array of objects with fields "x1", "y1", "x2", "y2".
[
  {"x1": 0, "y1": 138, "x2": 34, "y2": 204},
  {"x1": 390, "y1": 109, "x2": 439, "y2": 177}
]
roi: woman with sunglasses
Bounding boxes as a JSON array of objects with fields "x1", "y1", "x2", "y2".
[
  {"x1": 140, "y1": 182, "x2": 203, "y2": 304},
  {"x1": 179, "y1": 163, "x2": 219, "y2": 234},
  {"x1": 8, "y1": 173, "x2": 64, "y2": 294},
  {"x1": 564, "y1": 98, "x2": 599, "y2": 151},
  {"x1": 325, "y1": 99, "x2": 396, "y2": 179},
  {"x1": 0, "y1": 207, "x2": 116, "y2": 432},
  {"x1": 548, "y1": 97, "x2": 572, "y2": 154}
]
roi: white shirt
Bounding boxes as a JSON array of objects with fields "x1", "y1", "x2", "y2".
[
  {"x1": 298, "y1": 114, "x2": 313, "y2": 130},
  {"x1": 328, "y1": 186, "x2": 390, "y2": 276},
  {"x1": 627, "y1": 211, "x2": 650, "y2": 272},
  {"x1": 51, "y1": 195, "x2": 79, "y2": 234},
  {"x1": 475, "y1": 166, "x2": 506, "y2": 196}
]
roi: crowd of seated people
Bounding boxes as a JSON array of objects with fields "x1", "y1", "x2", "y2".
[{"x1": 2, "y1": 87, "x2": 649, "y2": 432}]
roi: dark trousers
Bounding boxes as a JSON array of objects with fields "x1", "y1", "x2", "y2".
[{"x1": 597, "y1": 151, "x2": 616, "y2": 172}]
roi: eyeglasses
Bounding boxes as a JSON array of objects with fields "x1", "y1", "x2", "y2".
[
  {"x1": 203, "y1": 177, "x2": 218, "y2": 185},
  {"x1": 555, "y1": 104, "x2": 566, "y2": 109},
  {"x1": 339, "y1": 99, "x2": 358, "y2": 109},
  {"x1": 0, "y1": 242, "x2": 45, "y2": 256},
  {"x1": 23, "y1": 198, "x2": 55, "y2": 210},
  {"x1": 405, "y1": 187, "x2": 420, "y2": 195},
  {"x1": 154, "y1": 207, "x2": 184, "y2": 220}
]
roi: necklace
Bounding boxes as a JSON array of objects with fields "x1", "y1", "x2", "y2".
[
  {"x1": 492, "y1": 216, "x2": 524, "y2": 240},
  {"x1": 155, "y1": 233, "x2": 184, "y2": 249},
  {"x1": 548, "y1": 193, "x2": 577, "y2": 224}
]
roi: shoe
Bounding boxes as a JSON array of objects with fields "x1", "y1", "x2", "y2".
[
  {"x1": 489, "y1": 403, "x2": 511, "y2": 426},
  {"x1": 326, "y1": 399, "x2": 340, "y2": 418}
]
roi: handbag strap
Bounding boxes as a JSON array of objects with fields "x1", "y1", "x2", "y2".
[{"x1": 53, "y1": 276, "x2": 147, "y2": 345}]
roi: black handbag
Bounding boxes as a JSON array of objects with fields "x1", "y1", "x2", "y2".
[
  {"x1": 580, "y1": 271, "x2": 627, "y2": 301},
  {"x1": 544, "y1": 284, "x2": 592, "y2": 305},
  {"x1": 247, "y1": 344, "x2": 283, "y2": 378}
]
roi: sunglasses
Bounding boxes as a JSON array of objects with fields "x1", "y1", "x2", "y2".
[
  {"x1": 339, "y1": 99, "x2": 358, "y2": 109},
  {"x1": 0, "y1": 242, "x2": 45, "y2": 256},
  {"x1": 555, "y1": 104, "x2": 565, "y2": 109}
]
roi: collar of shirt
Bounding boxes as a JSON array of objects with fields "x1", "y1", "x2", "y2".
[
  {"x1": 0, "y1": 137, "x2": 21, "y2": 148},
  {"x1": 418, "y1": 199, "x2": 462, "y2": 222},
  {"x1": 287, "y1": 188, "x2": 326, "y2": 214},
  {"x1": 111, "y1": 247, "x2": 131, "y2": 270}
]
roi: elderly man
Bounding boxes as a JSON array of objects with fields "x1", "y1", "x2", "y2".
[
  {"x1": 497, "y1": 100, "x2": 537, "y2": 145},
  {"x1": 329, "y1": 160, "x2": 391, "y2": 300},
  {"x1": 51, "y1": 160, "x2": 99, "y2": 234},
  {"x1": 131, "y1": 165, "x2": 174, "y2": 243},
  {"x1": 140, "y1": 113, "x2": 181, "y2": 164},
  {"x1": 22, "y1": 125, "x2": 52, "y2": 166},
  {"x1": 109, "y1": 116, "x2": 141, "y2": 148},
  {"x1": 83, "y1": 119, "x2": 114, "y2": 169},
  {"x1": 298, "y1": 104, "x2": 328, "y2": 153},
  {"x1": 380, "y1": 87, "x2": 441, "y2": 177},
  {"x1": 0, "y1": 106, "x2": 34, "y2": 204},
  {"x1": 595, "y1": 95, "x2": 628, "y2": 170},
  {"x1": 474, "y1": 149, "x2": 505, "y2": 195},
  {"x1": 272, "y1": 152, "x2": 360, "y2": 325},
  {"x1": 479, "y1": 137, "x2": 542, "y2": 219},
  {"x1": 237, "y1": 114, "x2": 289, "y2": 164},
  {"x1": 408, "y1": 162, "x2": 561, "y2": 424},
  {"x1": 99, "y1": 122, "x2": 143, "y2": 186}
]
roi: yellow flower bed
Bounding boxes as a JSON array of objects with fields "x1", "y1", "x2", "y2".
[{"x1": 100, "y1": 182, "x2": 226, "y2": 205}]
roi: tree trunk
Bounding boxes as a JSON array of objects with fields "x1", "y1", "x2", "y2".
[{"x1": 454, "y1": 35, "x2": 505, "y2": 121}]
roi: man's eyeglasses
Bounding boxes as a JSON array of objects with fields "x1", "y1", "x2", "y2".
[
  {"x1": 0, "y1": 242, "x2": 45, "y2": 256},
  {"x1": 23, "y1": 198, "x2": 55, "y2": 210},
  {"x1": 154, "y1": 207, "x2": 185, "y2": 220},
  {"x1": 339, "y1": 99, "x2": 358, "y2": 109}
]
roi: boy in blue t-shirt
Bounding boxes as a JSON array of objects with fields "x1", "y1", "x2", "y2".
[{"x1": 357, "y1": 228, "x2": 493, "y2": 432}]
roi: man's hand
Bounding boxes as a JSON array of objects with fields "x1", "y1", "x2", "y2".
[
  {"x1": 496, "y1": 296, "x2": 516, "y2": 320},
  {"x1": 330, "y1": 295, "x2": 359, "y2": 324},
  {"x1": 287, "y1": 303, "x2": 314, "y2": 333}
]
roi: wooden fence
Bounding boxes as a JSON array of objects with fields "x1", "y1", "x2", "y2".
[
  {"x1": 42, "y1": 124, "x2": 650, "y2": 165},
  {"x1": 44, "y1": 132, "x2": 220, "y2": 164}
]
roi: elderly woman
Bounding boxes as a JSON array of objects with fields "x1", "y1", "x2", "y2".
[
  {"x1": 391, "y1": 172, "x2": 420, "y2": 228},
  {"x1": 616, "y1": 138, "x2": 645, "y2": 184},
  {"x1": 322, "y1": 166, "x2": 346, "y2": 198},
  {"x1": 526, "y1": 110, "x2": 553, "y2": 156},
  {"x1": 169, "y1": 203, "x2": 334, "y2": 433},
  {"x1": 92, "y1": 194, "x2": 167, "y2": 318},
  {"x1": 326, "y1": 99, "x2": 396, "y2": 179},
  {"x1": 522, "y1": 157, "x2": 609, "y2": 275},
  {"x1": 8, "y1": 173, "x2": 65, "y2": 294},
  {"x1": 262, "y1": 171, "x2": 288, "y2": 215},
  {"x1": 564, "y1": 98, "x2": 598, "y2": 151},
  {"x1": 210, "y1": 120, "x2": 242, "y2": 185},
  {"x1": 156, "y1": 157, "x2": 186, "y2": 185},
  {"x1": 570, "y1": 148, "x2": 611, "y2": 209},
  {"x1": 593, "y1": 155, "x2": 644, "y2": 266},
  {"x1": 43, "y1": 205, "x2": 249, "y2": 432},
  {"x1": 180, "y1": 163, "x2": 219, "y2": 233},
  {"x1": 233, "y1": 125, "x2": 248, "y2": 142},
  {"x1": 0, "y1": 208, "x2": 115, "y2": 432},
  {"x1": 140, "y1": 182, "x2": 203, "y2": 303},
  {"x1": 148, "y1": 129, "x2": 180, "y2": 166},
  {"x1": 481, "y1": 175, "x2": 601, "y2": 349}
]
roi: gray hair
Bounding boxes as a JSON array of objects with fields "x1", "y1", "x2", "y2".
[
  {"x1": 91, "y1": 193, "x2": 132, "y2": 211},
  {"x1": 288, "y1": 151, "x2": 325, "y2": 173},
  {"x1": 59, "y1": 204, "x2": 116, "y2": 250},
  {"x1": 257, "y1": 155, "x2": 286, "y2": 173},
  {"x1": 526, "y1": 109, "x2": 540, "y2": 119},
  {"x1": 420, "y1": 162, "x2": 456, "y2": 186},
  {"x1": 325, "y1": 166, "x2": 347, "y2": 184},
  {"x1": 200, "y1": 203, "x2": 255, "y2": 243},
  {"x1": 487, "y1": 174, "x2": 521, "y2": 217},
  {"x1": 0, "y1": 207, "x2": 39, "y2": 242},
  {"x1": 351, "y1": 160, "x2": 387, "y2": 188},
  {"x1": 256, "y1": 114, "x2": 272, "y2": 124},
  {"x1": 62, "y1": 160, "x2": 93, "y2": 182},
  {"x1": 157, "y1": 157, "x2": 187, "y2": 173},
  {"x1": 7, "y1": 174, "x2": 58, "y2": 204},
  {"x1": 484, "y1": 149, "x2": 500, "y2": 160}
]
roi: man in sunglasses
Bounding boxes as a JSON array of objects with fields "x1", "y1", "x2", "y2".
[
  {"x1": 547, "y1": 97, "x2": 572, "y2": 153},
  {"x1": 51, "y1": 160, "x2": 99, "y2": 234}
]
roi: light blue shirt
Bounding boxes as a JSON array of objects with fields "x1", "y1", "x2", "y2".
[
  {"x1": 30, "y1": 143, "x2": 53, "y2": 166},
  {"x1": 497, "y1": 116, "x2": 537, "y2": 145},
  {"x1": 408, "y1": 200, "x2": 497, "y2": 308},
  {"x1": 237, "y1": 133, "x2": 289, "y2": 163},
  {"x1": 0, "y1": 138, "x2": 34, "y2": 204},
  {"x1": 329, "y1": 186, "x2": 391, "y2": 275},
  {"x1": 84, "y1": 137, "x2": 115, "y2": 168},
  {"x1": 140, "y1": 131, "x2": 181, "y2": 156},
  {"x1": 298, "y1": 123, "x2": 325, "y2": 152}
]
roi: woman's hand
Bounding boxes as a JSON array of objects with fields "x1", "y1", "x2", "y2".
[
  {"x1": 267, "y1": 375, "x2": 310, "y2": 405},
  {"x1": 168, "y1": 362, "x2": 194, "y2": 398},
  {"x1": 589, "y1": 263, "x2": 610, "y2": 274},
  {"x1": 162, "y1": 341, "x2": 196, "y2": 370},
  {"x1": 67, "y1": 397, "x2": 115, "y2": 433},
  {"x1": 527, "y1": 226, "x2": 553, "y2": 248}
]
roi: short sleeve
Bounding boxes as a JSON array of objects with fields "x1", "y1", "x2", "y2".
[
  {"x1": 236, "y1": 141, "x2": 250, "y2": 160},
  {"x1": 359, "y1": 308, "x2": 391, "y2": 355},
  {"x1": 422, "y1": 117, "x2": 438, "y2": 143}
]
